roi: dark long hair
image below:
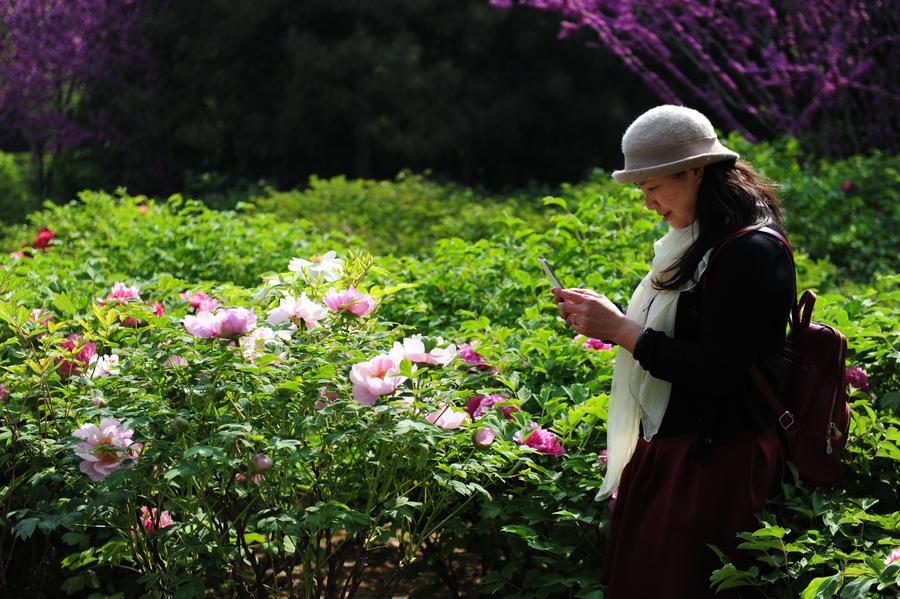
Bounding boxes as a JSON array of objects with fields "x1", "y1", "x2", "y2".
[{"x1": 653, "y1": 159, "x2": 783, "y2": 290}]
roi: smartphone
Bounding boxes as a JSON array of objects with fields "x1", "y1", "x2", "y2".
[{"x1": 537, "y1": 257, "x2": 563, "y2": 289}]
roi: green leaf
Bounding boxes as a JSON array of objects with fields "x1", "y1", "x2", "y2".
[
  {"x1": 52, "y1": 293, "x2": 78, "y2": 316},
  {"x1": 14, "y1": 517, "x2": 39, "y2": 540},
  {"x1": 839, "y1": 576, "x2": 875, "y2": 599},
  {"x1": 542, "y1": 196, "x2": 568, "y2": 210},
  {"x1": 801, "y1": 572, "x2": 842, "y2": 599}
]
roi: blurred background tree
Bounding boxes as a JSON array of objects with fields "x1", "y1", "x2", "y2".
[
  {"x1": 0, "y1": 0, "x2": 146, "y2": 202},
  {"x1": 493, "y1": 0, "x2": 900, "y2": 158}
]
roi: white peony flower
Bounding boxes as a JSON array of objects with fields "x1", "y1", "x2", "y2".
[{"x1": 288, "y1": 251, "x2": 343, "y2": 282}]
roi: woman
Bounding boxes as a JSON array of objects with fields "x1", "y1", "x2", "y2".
[{"x1": 553, "y1": 105, "x2": 794, "y2": 598}]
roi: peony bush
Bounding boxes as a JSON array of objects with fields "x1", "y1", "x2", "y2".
[{"x1": 0, "y1": 142, "x2": 898, "y2": 597}]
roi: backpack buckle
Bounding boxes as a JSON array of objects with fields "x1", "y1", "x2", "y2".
[{"x1": 778, "y1": 411, "x2": 795, "y2": 431}]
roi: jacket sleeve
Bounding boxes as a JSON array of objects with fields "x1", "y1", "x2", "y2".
[{"x1": 632, "y1": 232, "x2": 794, "y2": 392}]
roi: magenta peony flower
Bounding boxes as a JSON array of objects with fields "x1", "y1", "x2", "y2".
[
  {"x1": 31, "y1": 227, "x2": 55, "y2": 250},
  {"x1": 235, "y1": 472, "x2": 263, "y2": 484},
  {"x1": 324, "y1": 287, "x2": 377, "y2": 317},
  {"x1": 252, "y1": 453, "x2": 273, "y2": 471},
  {"x1": 57, "y1": 334, "x2": 97, "y2": 377},
  {"x1": 598, "y1": 449, "x2": 608, "y2": 465},
  {"x1": 101, "y1": 282, "x2": 141, "y2": 305},
  {"x1": 474, "y1": 427, "x2": 497, "y2": 447},
  {"x1": 152, "y1": 302, "x2": 165, "y2": 317},
  {"x1": 140, "y1": 506, "x2": 174, "y2": 533},
  {"x1": 581, "y1": 337, "x2": 613, "y2": 351},
  {"x1": 885, "y1": 547, "x2": 900, "y2": 566},
  {"x1": 72, "y1": 417, "x2": 140, "y2": 481},
  {"x1": 349, "y1": 355, "x2": 408, "y2": 405},
  {"x1": 389, "y1": 334, "x2": 457, "y2": 366},
  {"x1": 514, "y1": 423, "x2": 565, "y2": 457},
  {"x1": 426, "y1": 404, "x2": 469, "y2": 429},
  {"x1": 841, "y1": 180, "x2": 854, "y2": 192},
  {"x1": 465, "y1": 393, "x2": 518, "y2": 419},
  {"x1": 845, "y1": 367, "x2": 870, "y2": 391},
  {"x1": 608, "y1": 488, "x2": 619, "y2": 513},
  {"x1": 458, "y1": 343, "x2": 486, "y2": 365},
  {"x1": 182, "y1": 311, "x2": 220, "y2": 339},
  {"x1": 215, "y1": 307, "x2": 257, "y2": 337},
  {"x1": 267, "y1": 292, "x2": 328, "y2": 329}
]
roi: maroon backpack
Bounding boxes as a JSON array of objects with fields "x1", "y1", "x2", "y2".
[{"x1": 707, "y1": 225, "x2": 851, "y2": 487}]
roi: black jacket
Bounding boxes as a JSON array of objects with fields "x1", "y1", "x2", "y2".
[{"x1": 632, "y1": 229, "x2": 795, "y2": 440}]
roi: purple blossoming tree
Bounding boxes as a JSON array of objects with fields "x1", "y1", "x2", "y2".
[
  {"x1": 0, "y1": 0, "x2": 146, "y2": 196},
  {"x1": 490, "y1": 0, "x2": 900, "y2": 157}
]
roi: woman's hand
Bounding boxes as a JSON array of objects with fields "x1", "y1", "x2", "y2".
[{"x1": 551, "y1": 288, "x2": 644, "y2": 353}]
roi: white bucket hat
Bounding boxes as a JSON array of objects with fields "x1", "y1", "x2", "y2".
[{"x1": 612, "y1": 105, "x2": 739, "y2": 184}]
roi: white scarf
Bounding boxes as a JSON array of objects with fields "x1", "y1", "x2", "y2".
[{"x1": 596, "y1": 222, "x2": 712, "y2": 500}]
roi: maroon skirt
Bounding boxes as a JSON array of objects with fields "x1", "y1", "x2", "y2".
[{"x1": 602, "y1": 427, "x2": 783, "y2": 599}]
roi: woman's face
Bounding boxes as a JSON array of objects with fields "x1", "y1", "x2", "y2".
[{"x1": 637, "y1": 168, "x2": 703, "y2": 229}]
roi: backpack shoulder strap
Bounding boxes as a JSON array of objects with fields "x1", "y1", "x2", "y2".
[
  {"x1": 701, "y1": 224, "x2": 798, "y2": 430},
  {"x1": 703, "y1": 224, "x2": 794, "y2": 287}
]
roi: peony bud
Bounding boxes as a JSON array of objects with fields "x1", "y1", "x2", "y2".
[
  {"x1": 170, "y1": 416, "x2": 190, "y2": 434},
  {"x1": 252, "y1": 452, "x2": 273, "y2": 471},
  {"x1": 474, "y1": 428, "x2": 497, "y2": 447}
]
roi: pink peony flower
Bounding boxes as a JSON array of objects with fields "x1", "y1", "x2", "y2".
[
  {"x1": 267, "y1": 293, "x2": 328, "y2": 329},
  {"x1": 885, "y1": 547, "x2": 900, "y2": 566},
  {"x1": 215, "y1": 307, "x2": 257, "y2": 337},
  {"x1": 389, "y1": 334, "x2": 457, "y2": 366},
  {"x1": 465, "y1": 393, "x2": 518, "y2": 419},
  {"x1": 180, "y1": 291, "x2": 219, "y2": 313},
  {"x1": 474, "y1": 427, "x2": 497, "y2": 447},
  {"x1": 72, "y1": 417, "x2": 139, "y2": 481},
  {"x1": 845, "y1": 367, "x2": 870, "y2": 391},
  {"x1": 315, "y1": 389, "x2": 339, "y2": 409},
  {"x1": 514, "y1": 423, "x2": 565, "y2": 457},
  {"x1": 164, "y1": 355, "x2": 188, "y2": 368},
  {"x1": 152, "y1": 302, "x2": 165, "y2": 317},
  {"x1": 182, "y1": 311, "x2": 220, "y2": 339},
  {"x1": 252, "y1": 453, "x2": 273, "y2": 471},
  {"x1": 324, "y1": 287, "x2": 377, "y2": 317},
  {"x1": 349, "y1": 355, "x2": 408, "y2": 405},
  {"x1": 57, "y1": 334, "x2": 97, "y2": 377},
  {"x1": 101, "y1": 282, "x2": 141, "y2": 305},
  {"x1": 581, "y1": 337, "x2": 613, "y2": 351},
  {"x1": 91, "y1": 395, "x2": 105, "y2": 407},
  {"x1": 426, "y1": 404, "x2": 469, "y2": 429},
  {"x1": 139, "y1": 506, "x2": 174, "y2": 533},
  {"x1": 841, "y1": 180, "x2": 854, "y2": 192},
  {"x1": 29, "y1": 308, "x2": 53, "y2": 326}
]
